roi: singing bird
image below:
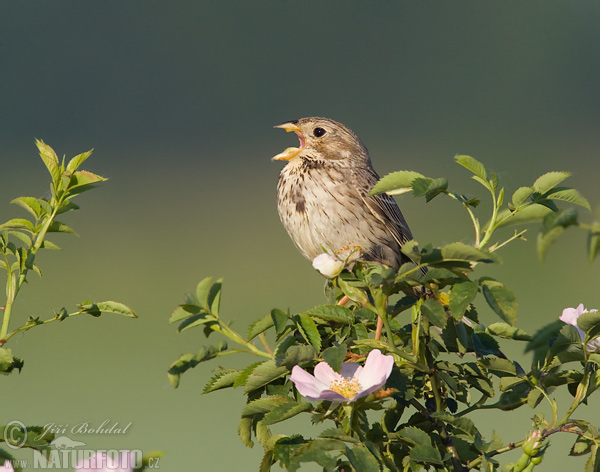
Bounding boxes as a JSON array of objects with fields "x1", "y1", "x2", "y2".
[{"x1": 273, "y1": 117, "x2": 414, "y2": 270}]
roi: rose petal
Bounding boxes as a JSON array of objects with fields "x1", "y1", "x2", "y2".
[{"x1": 353, "y1": 350, "x2": 394, "y2": 399}]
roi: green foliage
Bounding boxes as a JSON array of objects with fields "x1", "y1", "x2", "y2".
[
  {"x1": 0, "y1": 141, "x2": 138, "y2": 461},
  {"x1": 169, "y1": 156, "x2": 600, "y2": 471}
]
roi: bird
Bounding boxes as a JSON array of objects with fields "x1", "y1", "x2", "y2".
[{"x1": 272, "y1": 117, "x2": 414, "y2": 271}]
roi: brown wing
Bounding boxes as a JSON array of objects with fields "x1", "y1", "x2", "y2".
[{"x1": 354, "y1": 166, "x2": 413, "y2": 248}]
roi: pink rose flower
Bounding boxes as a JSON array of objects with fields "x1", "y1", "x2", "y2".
[
  {"x1": 290, "y1": 349, "x2": 394, "y2": 402},
  {"x1": 559, "y1": 303, "x2": 600, "y2": 352}
]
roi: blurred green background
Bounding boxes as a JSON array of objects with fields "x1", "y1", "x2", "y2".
[{"x1": 2, "y1": 2, "x2": 599, "y2": 470}]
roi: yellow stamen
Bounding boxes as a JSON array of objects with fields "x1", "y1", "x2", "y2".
[{"x1": 329, "y1": 377, "x2": 362, "y2": 399}]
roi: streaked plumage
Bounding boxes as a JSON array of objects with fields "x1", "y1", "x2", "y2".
[{"x1": 273, "y1": 117, "x2": 413, "y2": 270}]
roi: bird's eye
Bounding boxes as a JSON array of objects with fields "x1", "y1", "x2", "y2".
[{"x1": 313, "y1": 127, "x2": 326, "y2": 138}]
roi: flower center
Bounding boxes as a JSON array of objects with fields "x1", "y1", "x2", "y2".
[{"x1": 329, "y1": 376, "x2": 362, "y2": 399}]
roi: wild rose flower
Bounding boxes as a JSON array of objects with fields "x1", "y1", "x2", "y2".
[
  {"x1": 0, "y1": 460, "x2": 14, "y2": 472},
  {"x1": 312, "y1": 253, "x2": 344, "y2": 278},
  {"x1": 290, "y1": 349, "x2": 394, "y2": 402},
  {"x1": 559, "y1": 303, "x2": 600, "y2": 352},
  {"x1": 75, "y1": 451, "x2": 134, "y2": 472}
]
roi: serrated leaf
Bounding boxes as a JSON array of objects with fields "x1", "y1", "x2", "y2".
[
  {"x1": 398, "y1": 426, "x2": 432, "y2": 446},
  {"x1": 271, "y1": 308, "x2": 289, "y2": 336},
  {"x1": 242, "y1": 395, "x2": 291, "y2": 416},
  {"x1": 11, "y1": 197, "x2": 44, "y2": 218},
  {"x1": 276, "y1": 344, "x2": 317, "y2": 370},
  {"x1": 472, "y1": 331, "x2": 501, "y2": 356},
  {"x1": 321, "y1": 344, "x2": 347, "y2": 373},
  {"x1": 532, "y1": 171, "x2": 570, "y2": 194},
  {"x1": 36, "y1": 139, "x2": 61, "y2": 181},
  {"x1": 203, "y1": 370, "x2": 241, "y2": 394},
  {"x1": 194, "y1": 277, "x2": 214, "y2": 309},
  {"x1": 168, "y1": 304, "x2": 201, "y2": 324},
  {"x1": 570, "y1": 437, "x2": 593, "y2": 456},
  {"x1": 421, "y1": 298, "x2": 447, "y2": 328},
  {"x1": 0, "y1": 218, "x2": 35, "y2": 233},
  {"x1": 481, "y1": 280, "x2": 517, "y2": 325},
  {"x1": 94, "y1": 301, "x2": 137, "y2": 318},
  {"x1": 248, "y1": 313, "x2": 275, "y2": 341},
  {"x1": 486, "y1": 322, "x2": 531, "y2": 341},
  {"x1": 369, "y1": 170, "x2": 426, "y2": 196},
  {"x1": 294, "y1": 314, "x2": 322, "y2": 352},
  {"x1": 47, "y1": 221, "x2": 77, "y2": 234},
  {"x1": 547, "y1": 187, "x2": 590, "y2": 210},
  {"x1": 177, "y1": 312, "x2": 217, "y2": 332},
  {"x1": 412, "y1": 177, "x2": 448, "y2": 202},
  {"x1": 441, "y1": 242, "x2": 499, "y2": 264},
  {"x1": 8, "y1": 230, "x2": 32, "y2": 246},
  {"x1": 306, "y1": 305, "x2": 354, "y2": 324},
  {"x1": 261, "y1": 402, "x2": 312, "y2": 426},
  {"x1": 448, "y1": 280, "x2": 478, "y2": 320},
  {"x1": 345, "y1": 445, "x2": 380, "y2": 472},
  {"x1": 512, "y1": 187, "x2": 534, "y2": 208},
  {"x1": 455, "y1": 155, "x2": 487, "y2": 181},
  {"x1": 40, "y1": 240, "x2": 60, "y2": 250},
  {"x1": 244, "y1": 360, "x2": 289, "y2": 393},
  {"x1": 495, "y1": 204, "x2": 553, "y2": 228},
  {"x1": 481, "y1": 358, "x2": 518, "y2": 377},
  {"x1": 234, "y1": 361, "x2": 264, "y2": 388},
  {"x1": 167, "y1": 342, "x2": 227, "y2": 388},
  {"x1": 238, "y1": 416, "x2": 254, "y2": 448},
  {"x1": 409, "y1": 444, "x2": 443, "y2": 465},
  {"x1": 66, "y1": 150, "x2": 93, "y2": 173}
]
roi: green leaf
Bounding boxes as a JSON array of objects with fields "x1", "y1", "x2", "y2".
[
  {"x1": 0, "y1": 218, "x2": 36, "y2": 233},
  {"x1": 397, "y1": 426, "x2": 432, "y2": 446},
  {"x1": 261, "y1": 402, "x2": 312, "y2": 426},
  {"x1": 481, "y1": 280, "x2": 517, "y2": 325},
  {"x1": 486, "y1": 322, "x2": 531, "y2": 341},
  {"x1": 321, "y1": 344, "x2": 347, "y2": 373},
  {"x1": 495, "y1": 204, "x2": 553, "y2": 228},
  {"x1": 345, "y1": 445, "x2": 380, "y2": 472},
  {"x1": 248, "y1": 313, "x2": 275, "y2": 341},
  {"x1": 11, "y1": 197, "x2": 44, "y2": 218},
  {"x1": 66, "y1": 150, "x2": 93, "y2": 173},
  {"x1": 547, "y1": 187, "x2": 590, "y2": 210},
  {"x1": 36, "y1": 139, "x2": 61, "y2": 181},
  {"x1": 481, "y1": 358, "x2": 518, "y2": 377},
  {"x1": 421, "y1": 298, "x2": 447, "y2": 328},
  {"x1": 578, "y1": 311, "x2": 600, "y2": 341},
  {"x1": 369, "y1": 170, "x2": 426, "y2": 196},
  {"x1": 207, "y1": 278, "x2": 223, "y2": 316},
  {"x1": 294, "y1": 314, "x2": 322, "y2": 352},
  {"x1": 47, "y1": 221, "x2": 77, "y2": 234},
  {"x1": 242, "y1": 395, "x2": 291, "y2": 416},
  {"x1": 167, "y1": 342, "x2": 227, "y2": 388},
  {"x1": 244, "y1": 360, "x2": 289, "y2": 393},
  {"x1": 337, "y1": 278, "x2": 369, "y2": 305},
  {"x1": 177, "y1": 312, "x2": 218, "y2": 333},
  {"x1": 94, "y1": 301, "x2": 137, "y2": 318},
  {"x1": 306, "y1": 305, "x2": 354, "y2": 324},
  {"x1": 203, "y1": 370, "x2": 242, "y2": 394},
  {"x1": 532, "y1": 171, "x2": 570, "y2": 194},
  {"x1": 238, "y1": 417, "x2": 254, "y2": 448},
  {"x1": 409, "y1": 444, "x2": 443, "y2": 465},
  {"x1": 441, "y1": 242, "x2": 499, "y2": 264},
  {"x1": 511, "y1": 187, "x2": 534, "y2": 208},
  {"x1": 537, "y1": 208, "x2": 578, "y2": 261},
  {"x1": 412, "y1": 177, "x2": 448, "y2": 202},
  {"x1": 570, "y1": 437, "x2": 593, "y2": 456},
  {"x1": 0, "y1": 347, "x2": 24, "y2": 374},
  {"x1": 455, "y1": 155, "x2": 487, "y2": 180},
  {"x1": 276, "y1": 344, "x2": 317, "y2": 370},
  {"x1": 195, "y1": 277, "x2": 214, "y2": 309},
  {"x1": 448, "y1": 280, "x2": 478, "y2": 319},
  {"x1": 168, "y1": 304, "x2": 201, "y2": 324},
  {"x1": 271, "y1": 308, "x2": 289, "y2": 335}
]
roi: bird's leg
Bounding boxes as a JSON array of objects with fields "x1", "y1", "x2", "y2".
[{"x1": 337, "y1": 295, "x2": 350, "y2": 306}]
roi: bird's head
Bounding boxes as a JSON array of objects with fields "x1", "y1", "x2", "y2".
[{"x1": 272, "y1": 117, "x2": 369, "y2": 164}]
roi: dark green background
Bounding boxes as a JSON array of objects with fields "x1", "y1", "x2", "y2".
[{"x1": 2, "y1": 2, "x2": 599, "y2": 470}]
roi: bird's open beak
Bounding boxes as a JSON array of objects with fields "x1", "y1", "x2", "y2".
[{"x1": 272, "y1": 121, "x2": 306, "y2": 161}]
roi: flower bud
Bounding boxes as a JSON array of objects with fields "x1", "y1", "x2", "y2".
[{"x1": 312, "y1": 253, "x2": 344, "y2": 278}]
